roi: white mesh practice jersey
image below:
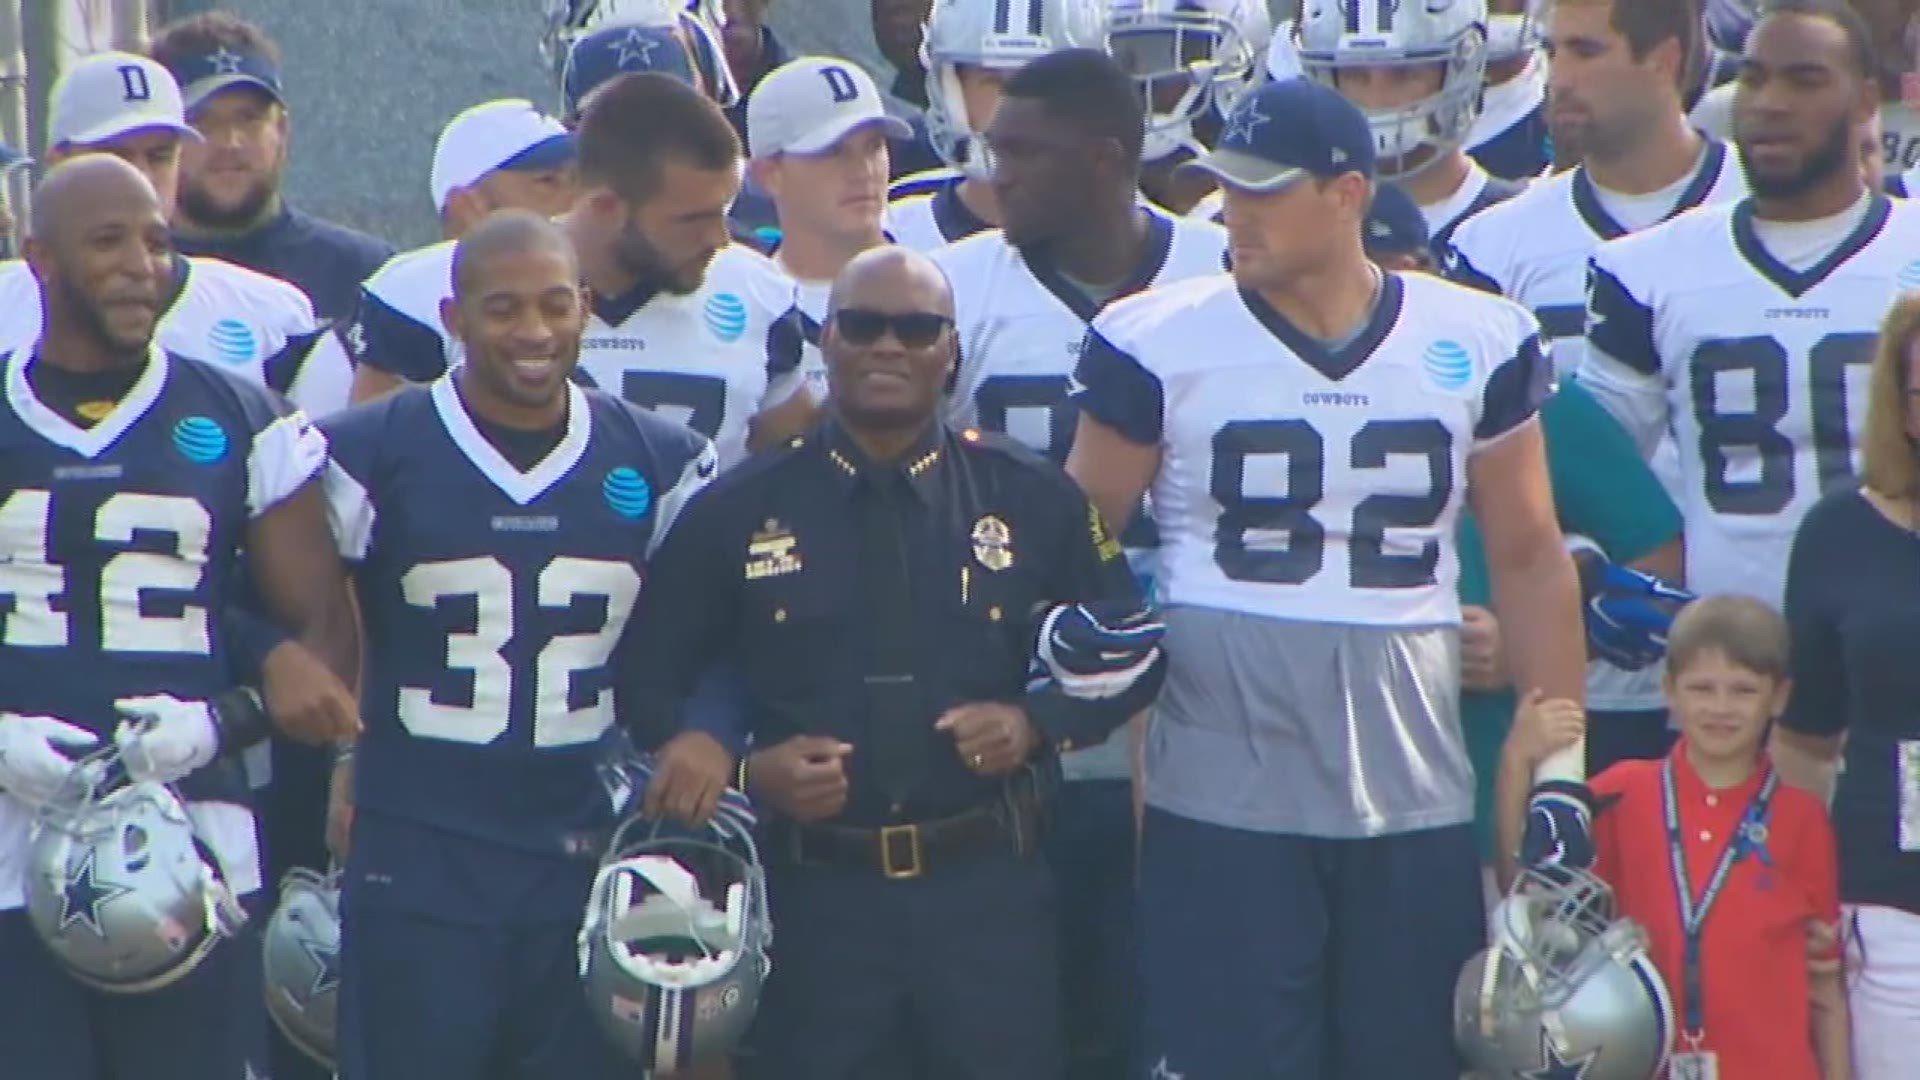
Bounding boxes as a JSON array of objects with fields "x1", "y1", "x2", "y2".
[
  {"x1": 571, "y1": 245, "x2": 807, "y2": 469},
  {"x1": 1446, "y1": 141, "x2": 1747, "y2": 373},
  {"x1": 1073, "y1": 272, "x2": 1548, "y2": 626},
  {"x1": 932, "y1": 211, "x2": 1229, "y2": 461},
  {"x1": 350, "y1": 240, "x2": 458, "y2": 377},
  {"x1": 1579, "y1": 194, "x2": 1920, "y2": 606},
  {"x1": 0, "y1": 255, "x2": 330, "y2": 413},
  {"x1": 787, "y1": 273, "x2": 830, "y2": 401},
  {"x1": 886, "y1": 178, "x2": 993, "y2": 252}
]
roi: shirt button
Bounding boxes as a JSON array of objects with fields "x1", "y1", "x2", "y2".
[
  {"x1": 890, "y1": 802, "x2": 903, "y2": 816},
  {"x1": 1699, "y1": 829, "x2": 1713, "y2": 843},
  {"x1": 1705, "y1": 794, "x2": 1719, "y2": 808}
]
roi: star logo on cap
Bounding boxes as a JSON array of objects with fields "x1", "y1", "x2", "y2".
[
  {"x1": 210, "y1": 46, "x2": 246, "y2": 75},
  {"x1": 1221, "y1": 99, "x2": 1271, "y2": 146},
  {"x1": 612, "y1": 27, "x2": 660, "y2": 68}
]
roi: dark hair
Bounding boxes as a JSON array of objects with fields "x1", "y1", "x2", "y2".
[
  {"x1": 150, "y1": 11, "x2": 283, "y2": 71},
  {"x1": 1593, "y1": 0, "x2": 1701, "y2": 89},
  {"x1": 575, "y1": 72, "x2": 741, "y2": 202},
  {"x1": 1666, "y1": 595, "x2": 1791, "y2": 683},
  {"x1": 450, "y1": 209, "x2": 578, "y2": 298},
  {"x1": 1760, "y1": 0, "x2": 1879, "y2": 79},
  {"x1": 1001, "y1": 48, "x2": 1146, "y2": 167}
]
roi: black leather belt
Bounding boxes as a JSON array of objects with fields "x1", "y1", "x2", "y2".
[{"x1": 773, "y1": 768, "x2": 1052, "y2": 880}]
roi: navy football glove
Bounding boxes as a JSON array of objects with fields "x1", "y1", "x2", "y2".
[
  {"x1": 1520, "y1": 780, "x2": 1596, "y2": 872},
  {"x1": 1034, "y1": 599, "x2": 1166, "y2": 700},
  {"x1": 1576, "y1": 555, "x2": 1694, "y2": 671}
]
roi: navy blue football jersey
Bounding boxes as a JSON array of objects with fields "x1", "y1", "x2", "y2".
[{"x1": 320, "y1": 378, "x2": 716, "y2": 857}]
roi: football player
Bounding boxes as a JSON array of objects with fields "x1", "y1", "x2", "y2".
[
  {"x1": 324, "y1": 210, "x2": 716, "y2": 1080},
  {"x1": 1580, "y1": 0, "x2": 1918, "y2": 607},
  {"x1": 0, "y1": 155, "x2": 358, "y2": 1080},
  {"x1": 1294, "y1": 0, "x2": 1526, "y2": 257},
  {"x1": 347, "y1": 99, "x2": 578, "y2": 403},
  {"x1": 0, "y1": 53, "x2": 337, "y2": 416},
  {"x1": 746, "y1": 56, "x2": 909, "y2": 398},
  {"x1": 1468, "y1": 0, "x2": 1553, "y2": 181},
  {"x1": 1067, "y1": 79, "x2": 1584, "y2": 1079},
  {"x1": 931, "y1": 47, "x2": 1227, "y2": 1079},
  {"x1": 1446, "y1": 0, "x2": 1717, "y2": 777},
  {"x1": 353, "y1": 75, "x2": 811, "y2": 468},
  {"x1": 885, "y1": 0, "x2": 1108, "y2": 250},
  {"x1": 1448, "y1": 0, "x2": 1745, "y2": 369}
]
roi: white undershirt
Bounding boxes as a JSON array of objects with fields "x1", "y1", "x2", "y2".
[
  {"x1": 1590, "y1": 145, "x2": 1710, "y2": 233},
  {"x1": 1749, "y1": 190, "x2": 1873, "y2": 273},
  {"x1": 1418, "y1": 161, "x2": 1491, "y2": 237}
]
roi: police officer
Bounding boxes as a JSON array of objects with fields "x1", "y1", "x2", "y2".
[{"x1": 633, "y1": 244, "x2": 1166, "y2": 1080}]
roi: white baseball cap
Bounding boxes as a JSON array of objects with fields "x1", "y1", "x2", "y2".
[
  {"x1": 50, "y1": 52, "x2": 200, "y2": 148},
  {"x1": 747, "y1": 56, "x2": 911, "y2": 159},
  {"x1": 429, "y1": 98, "x2": 575, "y2": 213}
]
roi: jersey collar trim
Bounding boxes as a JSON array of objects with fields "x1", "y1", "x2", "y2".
[
  {"x1": 429, "y1": 375, "x2": 591, "y2": 505},
  {"x1": 1237, "y1": 272, "x2": 1406, "y2": 384},
  {"x1": 5, "y1": 345, "x2": 168, "y2": 459},
  {"x1": 931, "y1": 182, "x2": 990, "y2": 244},
  {"x1": 1019, "y1": 210, "x2": 1175, "y2": 323},
  {"x1": 1731, "y1": 192, "x2": 1891, "y2": 300},
  {"x1": 589, "y1": 279, "x2": 661, "y2": 328},
  {"x1": 1572, "y1": 140, "x2": 1728, "y2": 241}
]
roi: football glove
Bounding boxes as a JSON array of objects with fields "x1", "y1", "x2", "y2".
[
  {"x1": 1576, "y1": 555, "x2": 1694, "y2": 671},
  {"x1": 0, "y1": 714, "x2": 100, "y2": 808},
  {"x1": 1034, "y1": 599, "x2": 1166, "y2": 700},
  {"x1": 113, "y1": 695, "x2": 219, "y2": 786},
  {"x1": 1520, "y1": 780, "x2": 1596, "y2": 872}
]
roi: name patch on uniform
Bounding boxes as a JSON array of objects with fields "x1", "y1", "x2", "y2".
[
  {"x1": 492, "y1": 515, "x2": 559, "y2": 533},
  {"x1": 972, "y1": 515, "x2": 1014, "y2": 571},
  {"x1": 1087, "y1": 505, "x2": 1121, "y2": 564},
  {"x1": 745, "y1": 519, "x2": 802, "y2": 580},
  {"x1": 53, "y1": 463, "x2": 124, "y2": 481}
]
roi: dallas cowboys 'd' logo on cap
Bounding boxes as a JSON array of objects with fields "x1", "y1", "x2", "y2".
[{"x1": 1179, "y1": 77, "x2": 1377, "y2": 194}]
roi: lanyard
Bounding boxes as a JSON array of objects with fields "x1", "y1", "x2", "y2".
[{"x1": 1661, "y1": 757, "x2": 1778, "y2": 1039}]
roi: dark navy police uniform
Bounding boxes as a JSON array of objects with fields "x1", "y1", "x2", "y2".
[
  {"x1": 322, "y1": 377, "x2": 714, "y2": 1080},
  {"x1": 629, "y1": 420, "x2": 1163, "y2": 1080}
]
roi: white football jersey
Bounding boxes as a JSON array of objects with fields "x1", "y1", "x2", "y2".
[
  {"x1": 350, "y1": 239, "x2": 458, "y2": 377},
  {"x1": 933, "y1": 212, "x2": 1230, "y2": 460},
  {"x1": 1447, "y1": 141, "x2": 1746, "y2": 373},
  {"x1": 785, "y1": 272, "x2": 830, "y2": 400},
  {"x1": 1580, "y1": 194, "x2": 1920, "y2": 605},
  {"x1": 1187, "y1": 190, "x2": 1226, "y2": 224},
  {"x1": 0, "y1": 255, "x2": 329, "y2": 413},
  {"x1": 573, "y1": 244, "x2": 807, "y2": 469},
  {"x1": 1074, "y1": 271, "x2": 1547, "y2": 626},
  {"x1": 886, "y1": 179, "x2": 992, "y2": 253}
]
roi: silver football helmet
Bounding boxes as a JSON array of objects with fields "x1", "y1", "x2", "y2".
[
  {"x1": 1108, "y1": 0, "x2": 1272, "y2": 162},
  {"x1": 1485, "y1": 0, "x2": 1548, "y2": 65},
  {"x1": 578, "y1": 805, "x2": 771, "y2": 1074},
  {"x1": 23, "y1": 759, "x2": 247, "y2": 994},
  {"x1": 262, "y1": 867, "x2": 341, "y2": 1070},
  {"x1": 1455, "y1": 866, "x2": 1675, "y2": 1080},
  {"x1": 543, "y1": 0, "x2": 740, "y2": 107},
  {"x1": 1294, "y1": 0, "x2": 1490, "y2": 178},
  {"x1": 920, "y1": 0, "x2": 1110, "y2": 179}
]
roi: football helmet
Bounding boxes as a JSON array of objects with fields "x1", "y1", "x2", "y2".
[
  {"x1": 23, "y1": 756, "x2": 247, "y2": 994},
  {"x1": 920, "y1": 0, "x2": 1109, "y2": 179},
  {"x1": 1294, "y1": 0, "x2": 1490, "y2": 178},
  {"x1": 545, "y1": 0, "x2": 740, "y2": 110},
  {"x1": 1455, "y1": 866, "x2": 1675, "y2": 1080},
  {"x1": 1108, "y1": 0, "x2": 1273, "y2": 162},
  {"x1": 261, "y1": 867, "x2": 342, "y2": 1070},
  {"x1": 578, "y1": 804, "x2": 770, "y2": 1073},
  {"x1": 1485, "y1": 0, "x2": 1547, "y2": 65}
]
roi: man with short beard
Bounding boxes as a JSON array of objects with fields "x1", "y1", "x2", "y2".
[
  {"x1": 151, "y1": 12, "x2": 392, "y2": 323},
  {"x1": 1581, "y1": 0, "x2": 1920, "y2": 613}
]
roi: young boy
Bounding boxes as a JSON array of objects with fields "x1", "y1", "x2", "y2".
[{"x1": 1498, "y1": 595, "x2": 1851, "y2": 1080}]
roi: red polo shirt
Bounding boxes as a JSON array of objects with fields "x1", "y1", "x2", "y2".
[{"x1": 1592, "y1": 744, "x2": 1839, "y2": 1080}]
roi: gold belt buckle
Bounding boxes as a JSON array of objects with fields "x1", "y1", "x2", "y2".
[{"x1": 879, "y1": 823, "x2": 924, "y2": 880}]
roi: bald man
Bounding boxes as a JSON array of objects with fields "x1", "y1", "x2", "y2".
[
  {"x1": 0, "y1": 154, "x2": 359, "y2": 1080},
  {"x1": 629, "y1": 246, "x2": 1165, "y2": 1079},
  {"x1": 318, "y1": 208, "x2": 719, "y2": 1080}
]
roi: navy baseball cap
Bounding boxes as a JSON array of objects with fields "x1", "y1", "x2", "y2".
[
  {"x1": 1363, "y1": 184, "x2": 1430, "y2": 257},
  {"x1": 1180, "y1": 77, "x2": 1375, "y2": 193},
  {"x1": 562, "y1": 24, "x2": 699, "y2": 119},
  {"x1": 163, "y1": 44, "x2": 286, "y2": 113}
]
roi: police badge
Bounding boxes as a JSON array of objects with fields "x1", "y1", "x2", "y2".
[{"x1": 971, "y1": 515, "x2": 1014, "y2": 571}]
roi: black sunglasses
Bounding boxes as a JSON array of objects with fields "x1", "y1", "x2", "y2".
[{"x1": 833, "y1": 309, "x2": 953, "y2": 349}]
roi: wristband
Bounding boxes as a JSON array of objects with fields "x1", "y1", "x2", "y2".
[{"x1": 211, "y1": 686, "x2": 272, "y2": 757}]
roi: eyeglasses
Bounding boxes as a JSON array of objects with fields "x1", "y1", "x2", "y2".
[{"x1": 832, "y1": 309, "x2": 953, "y2": 349}]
